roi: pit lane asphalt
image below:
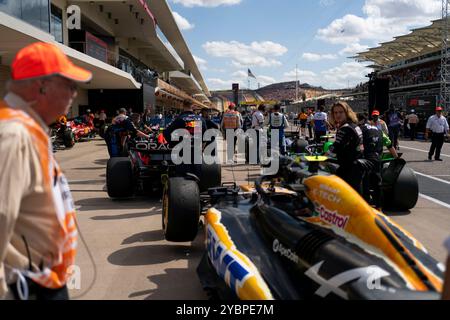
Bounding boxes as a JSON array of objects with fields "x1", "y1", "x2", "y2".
[
  {"x1": 398, "y1": 140, "x2": 450, "y2": 206},
  {"x1": 55, "y1": 137, "x2": 450, "y2": 300}
]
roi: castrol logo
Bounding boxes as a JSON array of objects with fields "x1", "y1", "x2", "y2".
[{"x1": 316, "y1": 205, "x2": 350, "y2": 230}]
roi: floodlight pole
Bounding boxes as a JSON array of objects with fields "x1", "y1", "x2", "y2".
[
  {"x1": 296, "y1": 64, "x2": 299, "y2": 102},
  {"x1": 440, "y1": 0, "x2": 450, "y2": 111}
]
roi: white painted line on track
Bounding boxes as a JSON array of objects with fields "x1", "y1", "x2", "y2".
[
  {"x1": 419, "y1": 194, "x2": 450, "y2": 210},
  {"x1": 401, "y1": 146, "x2": 450, "y2": 158},
  {"x1": 413, "y1": 169, "x2": 450, "y2": 209},
  {"x1": 414, "y1": 171, "x2": 450, "y2": 185}
]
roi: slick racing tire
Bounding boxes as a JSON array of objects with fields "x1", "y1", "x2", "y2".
[
  {"x1": 106, "y1": 157, "x2": 134, "y2": 198},
  {"x1": 199, "y1": 163, "x2": 222, "y2": 192},
  {"x1": 162, "y1": 177, "x2": 200, "y2": 242},
  {"x1": 63, "y1": 129, "x2": 75, "y2": 148},
  {"x1": 99, "y1": 125, "x2": 106, "y2": 139},
  {"x1": 389, "y1": 166, "x2": 419, "y2": 210},
  {"x1": 383, "y1": 164, "x2": 419, "y2": 211}
]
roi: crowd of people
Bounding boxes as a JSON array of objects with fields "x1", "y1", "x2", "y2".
[
  {"x1": 352, "y1": 63, "x2": 440, "y2": 94},
  {"x1": 389, "y1": 63, "x2": 440, "y2": 88}
]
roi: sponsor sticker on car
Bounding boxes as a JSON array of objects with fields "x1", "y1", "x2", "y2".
[{"x1": 316, "y1": 204, "x2": 350, "y2": 230}]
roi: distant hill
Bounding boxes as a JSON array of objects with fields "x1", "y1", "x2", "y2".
[
  {"x1": 256, "y1": 81, "x2": 328, "y2": 103},
  {"x1": 211, "y1": 81, "x2": 331, "y2": 105}
]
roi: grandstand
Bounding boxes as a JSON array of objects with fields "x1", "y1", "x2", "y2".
[{"x1": 347, "y1": 18, "x2": 447, "y2": 119}]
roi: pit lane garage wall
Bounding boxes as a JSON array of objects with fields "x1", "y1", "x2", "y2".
[{"x1": 68, "y1": 88, "x2": 88, "y2": 118}]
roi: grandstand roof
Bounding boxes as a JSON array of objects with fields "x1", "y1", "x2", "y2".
[{"x1": 352, "y1": 18, "x2": 445, "y2": 67}]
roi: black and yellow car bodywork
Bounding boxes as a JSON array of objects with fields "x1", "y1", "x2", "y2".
[{"x1": 197, "y1": 169, "x2": 444, "y2": 300}]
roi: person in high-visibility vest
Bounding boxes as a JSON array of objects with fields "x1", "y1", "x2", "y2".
[
  {"x1": 266, "y1": 104, "x2": 290, "y2": 155},
  {"x1": 221, "y1": 103, "x2": 242, "y2": 154},
  {"x1": 221, "y1": 103, "x2": 242, "y2": 132},
  {"x1": 0, "y1": 42, "x2": 92, "y2": 300}
]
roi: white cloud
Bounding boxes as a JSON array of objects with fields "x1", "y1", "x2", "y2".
[
  {"x1": 284, "y1": 69, "x2": 320, "y2": 86},
  {"x1": 203, "y1": 40, "x2": 288, "y2": 68},
  {"x1": 193, "y1": 55, "x2": 208, "y2": 70},
  {"x1": 207, "y1": 78, "x2": 233, "y2": 90},
  {"x1": 321, "y1": 61, "x2": 371, "y2": 89},
  {"x1": 283, "y1": 62, "x2": 371, "y2": 89},
  {"x1": 231, "y1": 70, "x2": 248, "y2": 78},
  {"x1": 339, "y1": 43, "x2": 369, "y2": 56},
  {"x1": 231, "y1": 70, "x2": 276, "y2": 85},
  {"x1": 171, "y1": 0, "x2": 242, "y2": 7},
  {"x1": 173, "y1": 12, "x2": 194, "y2": 30},
  {"x1": 207, "y1": 71, "x2": 276, "y2": 90},
  {"x1": 319, "y1": 0, "x2": 335, "y2": 7},
  {"x1": 257, "y1": 75, "x2": 277, "y2": 86},
  {"x1": 302, "y1": 52, "x2": 338, "y2": 62},
  {"x1": 317, "y1": 0, "x2": 441, "y2": 45}
]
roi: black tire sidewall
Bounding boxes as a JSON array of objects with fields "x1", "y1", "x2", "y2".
[
  {"x1": 164, "y1": 177, "x2": 200, "y2": 242},
  {"x1": 106, "y1": 157, "x2": 134, "y2": 198}
]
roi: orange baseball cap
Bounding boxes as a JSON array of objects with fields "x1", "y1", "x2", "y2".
[
  {"x1": 372, "y1": 110, "x2": 380, "y2": 116},
  {"x1": 436, "y1": 106, "x2": 443, "y2": 111},
  {"x1": 11, "y1": 42, "x2": 92, "y2": 82}
]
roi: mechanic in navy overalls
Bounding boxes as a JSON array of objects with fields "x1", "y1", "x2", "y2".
[
  {"x1": 266, "y1": 104, "x2": 290, "y2": 155},
  {"x1": 105, "y1": 108, "x2": 149, "y2": 157},
  {"x1": 164, "y1": 101, "x2": 207, "y2": 174}
]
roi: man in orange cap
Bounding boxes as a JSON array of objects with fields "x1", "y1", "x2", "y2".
[
  {"x1": 0, "y1": 42, "x2": 92, "y2": 300},
  {"x1": 426, "y1": 106, "x2": 449, "y2": 161},
  {"x1": 370, "y1": 109, "x2": 388, "y2": 136}
]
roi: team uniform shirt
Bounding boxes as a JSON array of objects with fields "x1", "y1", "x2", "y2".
[
  {"x1": 112, "y1": 114, "x2": 127, "y2": 125},
  {"x1": 406, "y1": 114, "x2": 419, "y2": 124},
  {"x1": 426, "y1": 115, "x2": 449, "y2": 134},
  {"x1": 359, "y1": 123, "x2": 384, "y2": 161},
  {"x1": 163, "y1": 111, "x2": 207, "y2": 144},
  {"x1": 387, "y1": 112, "x2": 402, "y2": 128},
  {"x1": 99, "y1": 112, "x2": 107, "y2": 121},
  {"x1": 329, "y1": 122, "x2": 364, "y2": 167},
  {"x1": 299, "y1": 113, "x2": 308, "y2": 121},
  {"x1": 242, "y1": 114, "x2": 253, "y2": 131},
  {"x1": 0, "y1": 93, "x2": 77, "y2": 298},
  {"x1": 266, "y1": 112, "x2": 290, "y2": 129},
  {"x1": 313, "y1": 112, "x2": 328, "y2": 132},
  {"x1": 252, "y1": 111, "x2": 265, "y2": 130},
  {"x1": 370, "y1": 119, "x2": 389, "y2": 136},
  {"x1": 112, "y1": 115, "x2": 138, "y2": 136}
]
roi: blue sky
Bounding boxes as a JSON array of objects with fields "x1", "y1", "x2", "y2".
[{"x1": 167, "y1": 0, "x2": 442, "y2": 90}]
